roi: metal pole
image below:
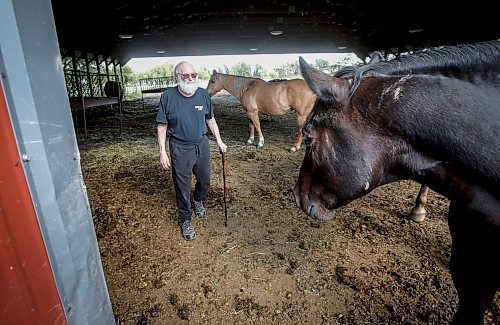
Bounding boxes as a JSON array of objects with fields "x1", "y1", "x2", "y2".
[{"x1": 221, "y1": 152, "x2": 228, "y2": 227}]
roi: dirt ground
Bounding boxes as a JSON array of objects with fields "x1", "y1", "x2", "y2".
[{"x1": 78, "y1": 92, "x2": 499, "y2": 324}]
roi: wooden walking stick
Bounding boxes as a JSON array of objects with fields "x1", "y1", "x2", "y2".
[{"x1": 221, "y1": 151, "x2": 228, "y2": 227}]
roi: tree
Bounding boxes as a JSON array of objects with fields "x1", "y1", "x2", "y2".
[
  {"x1": 314, "y1": 59, "x2": 330, "y2": 72},
  {"x1": 269, "y1": 70, "x2": 279, "y2": 79},
  {"x1": 274, "y1": 62, "x2": 299, "y2": 78},
  {"x1": 121, "y1": 65, "x2": 137, "y2": 84},
  {"x1": 197, "y1": 69, "x2": 210, "y2": 80},
  {"x1": 230, "y1": 62, "x2": 252, "y2": 76},
  {"x1": 253, "y1": 64, "x2": 264, "y2": 78},
  {"x1": 327, "y1": 56, "x2": 363, "y2": 74},
  {"x1": 146, "y1": 64, "x2": 175, "y2": 78}
]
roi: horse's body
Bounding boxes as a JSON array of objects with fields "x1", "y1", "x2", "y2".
[
  {"x1": 293, "y1": 40, "x2": 500, "y2": 324},
  {"x1": 103, "y1": 80, "x2": 123, "y2": 99},
  {"x1": 206, "y1": 71, "x2": 316, "y2": 152}
]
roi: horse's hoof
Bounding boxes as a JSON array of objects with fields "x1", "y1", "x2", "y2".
[
  {"x1": 408, "y1": 209, "x2": 426, "y2": 223},
  {"x1": 246, "y1": 140, "x2": 253, "y2": 145},
  {"x1": 290, "y1": 146, "x2": 297, "y2": 153}
]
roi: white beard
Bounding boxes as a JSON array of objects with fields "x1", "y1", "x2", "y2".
[{"x1": 178, "y1": 79, "x2": 198, "y2": 96}]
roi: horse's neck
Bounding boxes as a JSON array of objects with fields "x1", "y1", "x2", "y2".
[{"x1": 223, "y1": 76, "x2": 249, "y2": 100}]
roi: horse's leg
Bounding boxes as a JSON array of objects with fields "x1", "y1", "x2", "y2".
[
  {"x1": 408, "y1": 185, "x2": 429, "y2": 222},
  {"x1": 247, "y1": 110, "x2": 264, "y2": 147},
  {"x1": 291, "y1": 113, "x2": 307, "y2": 152},
  {"x1": 448, "y1": 201, "x2": 499, "y2": 324},
  {"x1": 246, "y1": 117, "x2": 255, "y2": 145}
]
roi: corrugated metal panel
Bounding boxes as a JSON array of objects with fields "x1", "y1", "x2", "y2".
[
  {"x1": 0, "y1": 80, "x2": 66, "y2": 324},
  {"x1": 0, "y1": 1, "x2": 115, "y2": 324}
]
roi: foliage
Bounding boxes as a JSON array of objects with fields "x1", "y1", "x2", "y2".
[
  {"x1": 314, "y1": 59, "x2": 330, "y2": 72},
  {"x1": 229, "y1": 62, "x2": 252, "y2": 76},
  {"x1": 274, "y1": 62, "x2": 299, "y2": 78},
  {"x1": 120, "y1": 55, "x2": 362, "y2": 90},
  {"x1": 268, "y1": 70, "x2": 279, "y2": 79},
  {"x1": 197, "y1": 69, "x2": 210, "y2": 80},
  {"x1": 253, "y1": 64, "x2": 264, "y2": 78},
  {"x1": 326, "y1": 56, "x2": 363, "y2": 74},
  {"x1": 121, "y1": 65, "x2": 136, "y2": 84},
  {"x1": 138, "y1": 64, "x2": 175, "y2": 79}
]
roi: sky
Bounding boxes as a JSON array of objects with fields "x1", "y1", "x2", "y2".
[{"x1": 125, "y1": 52, "x2": 361, "y2": 73}]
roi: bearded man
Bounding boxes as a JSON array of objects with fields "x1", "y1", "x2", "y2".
[{"x1": 156, "y1": 61, "x2": 227, "y2": 241}]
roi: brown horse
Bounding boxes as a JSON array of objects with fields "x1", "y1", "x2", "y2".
[{"x1": 206, "y1": 70, "x2": 316, "y2": 152}]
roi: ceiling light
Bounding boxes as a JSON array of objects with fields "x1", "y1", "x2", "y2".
[
  {"x1": 118, "y1": 34, "x2": 133, "y2": 39},
  {"x1": 408, "y1": 28, "x2": 423, "y2": 33},
  {"x1": 156, "y1": 50, "x2": 166, "y2": 54},
  {"x1": 269, "y1": 30, "x2": 284, "y2": 36},
  {"x1": 249, "y1": 48, "x2": 259, "y2": 51},
  {"x1": 337, "y1": 46, "x2": 347, "y2": 50}
]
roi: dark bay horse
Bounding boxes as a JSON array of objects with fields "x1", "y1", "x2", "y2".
[
  {"x1": 293, "y1": 40, "x2": 500, "y2": 324},
  {"x1": 336, "y1": 52, "x2": 431, "y2": 222},
  {"x1": 206, "y1": 71, "x2": 316, "y2": 152}
]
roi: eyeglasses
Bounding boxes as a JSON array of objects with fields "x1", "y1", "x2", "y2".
[{"x1": 177, "y1": 73, "x2": 197, "y2": 80}]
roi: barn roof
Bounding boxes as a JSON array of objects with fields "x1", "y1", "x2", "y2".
[{"x1": 51, "y1": 0, "x2": 500, "y2": 64}]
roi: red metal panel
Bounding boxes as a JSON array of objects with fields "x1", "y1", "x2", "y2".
[{"x1": 0, "y1": 83, "x2": 67, "y2": 324}]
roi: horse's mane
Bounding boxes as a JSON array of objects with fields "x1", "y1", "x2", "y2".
[
  {"x1": 338, "y1": 39, "x2": 500, "y2": 96},
  {"x1": 222, "y1": 74, "x2": 260, "y2": 99}
]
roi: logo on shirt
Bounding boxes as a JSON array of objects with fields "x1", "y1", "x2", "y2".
[{"x1": 195, "y1": 105, "x2": 203, "y2": 111}]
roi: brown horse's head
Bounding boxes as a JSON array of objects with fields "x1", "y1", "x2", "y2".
[
  {"x1": 206, "y1": 70, "x2": 224, "y2": 96},
  {"x1": 293, "y1": 57, "x2": 386, "y2": 221}
]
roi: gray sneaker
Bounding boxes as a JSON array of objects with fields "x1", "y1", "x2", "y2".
[
  {"x1": 192, "y1": 200, "x2": 206, "y2": 217},
  {"x1": 180, "y1": 220, "x2": 196, "y2": 241}
]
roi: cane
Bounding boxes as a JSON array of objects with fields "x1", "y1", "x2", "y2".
[{"x1": 221, "y1": 151, "x2": 228, "y2": 227}]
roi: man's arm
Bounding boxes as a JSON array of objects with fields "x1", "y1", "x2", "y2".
[
  {"x1": 157, "y1": 123, "x2": 170, "y2": 169},
  {"x1": 206, "y1": 118, "x2": 227, "y2": 153}
]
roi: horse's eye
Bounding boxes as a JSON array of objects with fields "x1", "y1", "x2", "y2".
[
  {"x1": 303, "y1": 134, "x2": 313, "y2": 146},
  {"x1": 210, "y1": 79, "x2": 215, "y2": 84},
  {"x1": 302, "y1": 130, "x2": 313, "y2": 146}
]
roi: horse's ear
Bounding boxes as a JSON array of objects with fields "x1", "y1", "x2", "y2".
[
  {"x1": 299, "y1": 57, "x2": 349, "y2": 102},
  {"x1": 368, "y1": 51, "x2": 384, "y2": 64},
  {"x1": 212, "y1": 69, "x2": 217, "y2": 75}
]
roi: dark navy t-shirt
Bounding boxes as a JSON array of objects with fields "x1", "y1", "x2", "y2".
[{"x1": 156, "y1": 87, "x2": 214, "y2": 143}]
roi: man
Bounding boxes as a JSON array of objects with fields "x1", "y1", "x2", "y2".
[{"x1": 156, "y1": 61, "x2": 227, "y2": 241}]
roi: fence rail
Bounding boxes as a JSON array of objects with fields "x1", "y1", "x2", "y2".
[
  {"x1": 138, "y1": 76, "x2": 176, "y2": 108},
  {"x1": 64, "y1": 70, "x2": 122, "y2": 148},
  {"x1": 65, "y1": 70, "x2": 120, "y2": 98},
  {"x1": 139, "y1": 76, "x2": 176, "y2": 93}
]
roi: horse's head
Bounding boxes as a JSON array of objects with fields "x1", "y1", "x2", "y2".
[
  {"x1": 293, "y1": 57, "x2": 387, "y2": 221},
  {"x1": 206, "y1": 69, "x2": 224, "y2": 96}
]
